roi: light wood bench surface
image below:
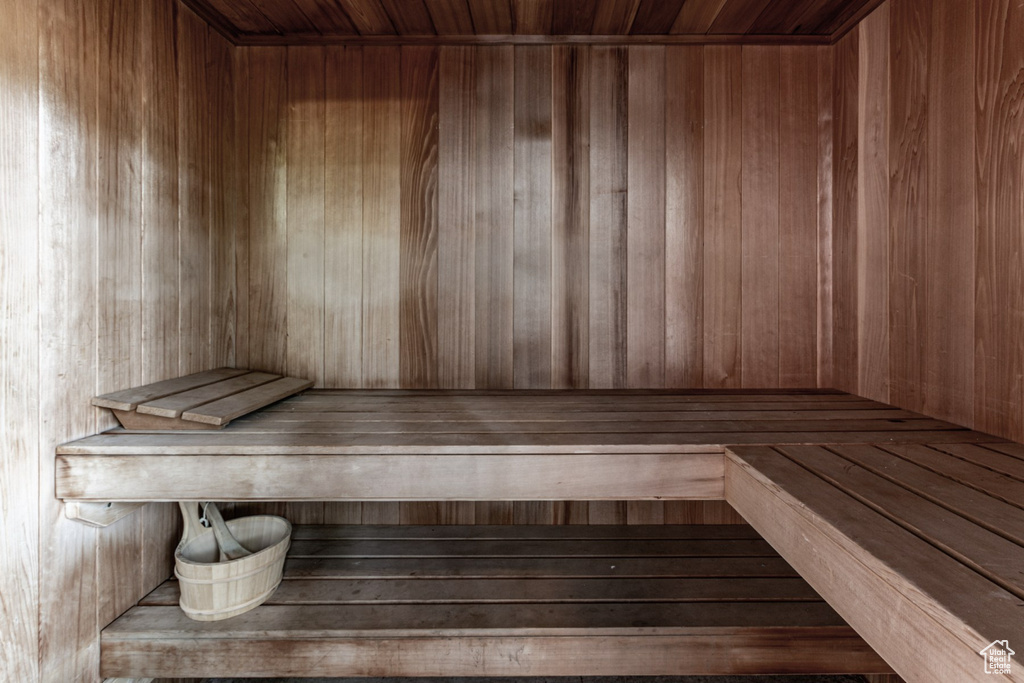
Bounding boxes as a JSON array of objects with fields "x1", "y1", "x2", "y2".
[
  {"x1": 58, "y1": 389, "x2": 999, "y2": 502},
  {"x1": 727, "y1": 443, "x2": 1024, "y2": 682},
  {"x1": 100, "y1": 524, "x2": 892, "y2": 679}
]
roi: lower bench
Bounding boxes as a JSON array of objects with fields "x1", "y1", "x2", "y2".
[{"x1": 101, "y1": 524, "x2": 892, "y2": 678}]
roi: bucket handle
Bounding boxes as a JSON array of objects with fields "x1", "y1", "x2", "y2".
[{"x1": 178, "y1": 501, "x2": 208, "y2": 547}]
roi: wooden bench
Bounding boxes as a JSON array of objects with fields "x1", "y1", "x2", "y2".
[
  {"x1": 101, "y1": 524, "x2": 890, "y2": 678},
  {"x1": 727, "y1": 443, "x2": 1024, "y2": 682},
  {"x1": 58, "y1": 387, "x2": 1021, "y2": 681}
]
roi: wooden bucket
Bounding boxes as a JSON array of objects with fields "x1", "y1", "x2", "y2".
[{"x1": 174, "y1": 502, "x2": 291, "y2": 621}]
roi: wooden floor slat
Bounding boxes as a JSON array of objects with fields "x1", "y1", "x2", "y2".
[
  {"x1": 285, "y1": 538, "x2": 778, "y2": 557},
  {"x1": 287, "y1": 523, "x2": 764, "y2": 540},
  {"x1": 278, "y1": 555, "x2": 803, "y2": 579}
]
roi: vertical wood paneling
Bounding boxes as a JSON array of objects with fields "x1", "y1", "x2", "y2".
[
  {"x1": 473, "y1": 46, "x2": 515, "y2": 388},
  {"x1": 513, "y1": 45, "x2": 552, "y2": 389},
  {"x1": 438, "y1": 46, "x2": 476, "y2": 388},
  {"x1": 855, "y1": 7, "x2": 889, "y2": 403},
  {"x1": 831, "y1": 28, "x2": 859, "y2": 394},
  {"x1": 400, "y1": 46, "x2": 440, "y2": 389},
  {"x1": 39, "y1": 0, "x2": 101, "y2": 677},
  {"x1": 178, "y1": 9, "x2": 211, "y2": 375},
  {"x1": 703, "y1": 45, "x2": 743, "y2": 387},
  {"x1": 140, "y1": 0, "x2": 184, "y2": 605},
  {"x1": 923, "y1": 0, "x2": 974, "y2": 424},
  {"x1": 362, "y1": 47, "x2": 402, "y2": 388},
  {"x1": 816, "y1": 45, "x2": 834, "y2": 389},
  {"x1": 740, "y1": 45, "x2": 780, "y2": 388},
  {"x1": 778, "y1": 46, "x2": 818, "y2": 387},
  {"x1": 551, "y1": 45, "x2": 590, "y2": 388},
  {"x1": 0, "y1": 0, "x2": 38, "y2": 677},
  {"x1": 626, "y1": 46, "x2": 666, "y2": 388},
  {"x1": 324, "y1": 46, "x2": 363, "y2": 387},
  {"x1": 665, "y1": 46, "x2": 703, "y2": 387},
  {"x1": 887, "y1": 0, "x2": 928, "y2": 411},
  {"x1": 97, "y1": 0, "x2": 143, "y2": 628},
  {"x1": 975, "y1": 0, "x2": 1024, "y2": 439},
  {"x1": 588, "y1": 46, "x2": 629, "y2": 389},
  {"x1": 142, "y1": 0, "x2": 180, "y2": 381},
  {"x1": 209, "y1": 30, "x2": 237, "y2": 370},
  {"x1": 283, "y1": 46, "x2": 327, "y2": 525},
  {"x1": 248, "y1": 47, "x2": 288, "y2": 373},
  {"x1": 233, "y1": 47, "x2": 251, "y2": 371},
  {"x1": 286, "y1": 47, "x2": 326, "y2": 386}
]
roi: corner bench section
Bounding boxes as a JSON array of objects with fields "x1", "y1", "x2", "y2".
[
  {"x1": 726, "y1": 444, "x2": 1024, "y2": 683},
  {"x1": 100, "y1": 524, "x2": 892, "y2": 679}
]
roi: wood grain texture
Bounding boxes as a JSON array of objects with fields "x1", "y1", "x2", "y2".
[
  {"x1": 886, "y1": 0, "x2": 927, "y2": 415},
  {"x1": 285, "y1": 46, "x2": 326, "y2": 385},
  {"x1": 815, "y1": 45, "x2": 833, "y2": 389},
  {"x1": 626, "y1": 46, "x2": 666, "y2": 388},
  {"x1": 665, "y1": 46, "x2": 703, "y2": 387},
  {"x1": 0, "y1": 0, "x2": 39, "y2": 678},
  {"x1": 209, "y1": 28, "x2": 237, "y2": 370},
  {"x1": 96, "y1": 0, "x2": 144, "y2": 629},
  {"x1": 588, "y1": 46, "x2": 629, "y2": 389},
  {"x1": 38, "y1": 0, "x2": 102, "y2": 677},
  {"x1": 247, "y1": 46, "x2": 289, "y2": 373},
  {"x1": 778, "y1": 47, "x2": 818, "y2": 387},
  {"x1": 438, "y1": 46, "x2": 476, "y2": 388},
  {"x1": 551, "y1": 45, "x2": 590, "y2": 388},
  {"x1": 854, "y1": 5, "x2": 888, "y2": 403},
  {"x1": 974, "y1": 0, "x2": 1024, "y2": 439},
  {"x1": 324, "y1": 46, "x2": 364, "y2": 387},
  {"x1": 922, "y1": 0, "x2": 974, "y2": 424},
  {"x1": 702, "y1": 46, "x2": 743, "y2": 388},
  {"x1": 400, "y1": 46, "x2": 440, "y2": 388},
  {"x1": 362, "y1": 47, "x2": 402, "y2": 388},
  {"x1": 740, "y1": 45, "x2": 780, "y2": 388},
  {"x1": 513, "y1": 45, "x2": 553, "y2": 389},
  {"x1": 473, "y1": 46, "x2": 515, "y2": 388},
  {"x1": 831, "y1": 27, "x2": 858, "y2": 394}
]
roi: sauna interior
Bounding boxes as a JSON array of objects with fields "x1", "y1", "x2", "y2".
[{"x1": 2, "y1": 0, "x2": 1023, "y2": 681}]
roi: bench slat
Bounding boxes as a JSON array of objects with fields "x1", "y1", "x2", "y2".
[
  {"x1": 101, "y1": 524, "x2": 890, "y2": 679},
  {"x1": 726, "y1": 445, "x2": 1024, "y2": 683},
  {"x1": 182, "y1": 376, "x2": 314, "y2": 425},
  {"x1": 135, "y1": 372, "x2": 280, "y2": 418},
  {"x1": 278, "y1": 555, "x2": 802, "y2": 579},
  {"x1": 778, "y1": 445, "x2": 1024, "y2": 600},
  {"x1": 91, "y1": 368, "x2": 248, "y2": 411},
  {"x1": 879, "y1": 443, "x2": 1024, "y2": 507},
  {"x1": 828, "y1": 444, "x2": 1024, "y2": 546}
]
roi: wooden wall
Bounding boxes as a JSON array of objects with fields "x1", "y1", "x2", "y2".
[
  {"x1": 233, "y1": 43, "x2": 830, "y2": 526},
  {"x1": 238, "y1": 44, "x2": 830, "y2": 390},
  {"x1": 831, "y1": 0, "x2": 1024, "y2": 442},
  {"x1": 0, "y1": 1, "x2": 235, "y2": 680}
]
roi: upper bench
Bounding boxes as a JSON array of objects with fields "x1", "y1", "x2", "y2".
[{"x1": 57, "y1": 387, "x2": 996, "y2": 502}]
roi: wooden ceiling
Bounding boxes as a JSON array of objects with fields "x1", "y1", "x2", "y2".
[{"x1": 184, "y1": 0, "x2": 882, "y2": 44}]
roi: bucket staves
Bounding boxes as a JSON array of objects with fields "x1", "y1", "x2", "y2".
[{"x1": 174, "y1": 501, "x2": 291, "y2": 621}]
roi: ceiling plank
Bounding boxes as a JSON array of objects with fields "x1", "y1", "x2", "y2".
[
  {"x1": 671, "y1": 0, "x2": 729, "y2": 34},
  {"x1": 592, "y1": 0, "x2": 641, "y2": 34},
  {"x1": 552, "y1": 0, "x2": 599, "y2": 34},
  {"x1": 631, "y1": 0, "x2": 686, "y2": 35},
  {"x1": 380, "y1": 0, "x2": 437, "y2": 34},
  {"x1": 246, "y1": 0, "x2": 320, "y2": 33},
  {"x1": 192, "y1": 0, "x2": 277, "y2": 34},
  {"x1": 708, "y1": 0, "x2": 775, "y2": 34},
  {"x1": 468, "y1": 0, "x2": 513, "y2": 33},
  {"x1": 747, "y1": 0, "x2": 829, "y2": 34},
  {"x1": 337, "y1": 0, "x2": 397, "y2": 34},
  {"x1": 425, "y1": 0, "x2": 476, "y2": 34},
  {"x1": 290, "y1": 0, "x2": 359, "y2": 35},
  {"x1": 513, "y1": 0, "x2": 554, "y2": 34},
  {"x1": 236, "y1": 31, "x2": 831, "y2": 46}
]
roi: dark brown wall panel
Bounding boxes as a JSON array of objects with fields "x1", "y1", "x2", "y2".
[{"x1": 831, "y1": 0, "x2": 1024, "y2": 444}]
